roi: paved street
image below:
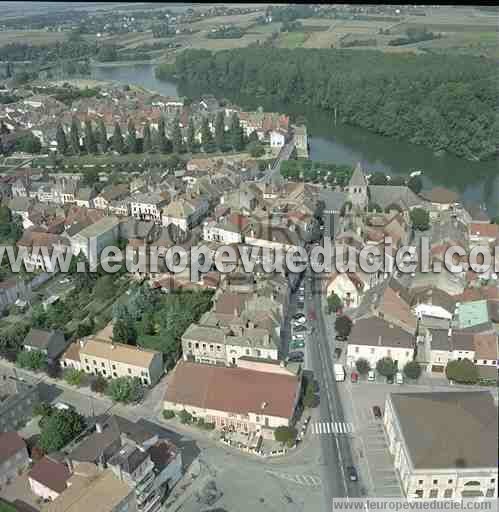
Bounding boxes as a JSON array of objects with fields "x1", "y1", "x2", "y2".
[{"x1": 306, "y1": 266, "x2": 363, "y2": 512}]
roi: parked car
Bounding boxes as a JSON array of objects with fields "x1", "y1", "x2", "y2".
[
  {"x1": 54, "y1": 402, "x2": 74, "y2": 411},
  {"x1": 335, "y1": 334, "x2": 347, "y2": 342},
  {"x1": 387, "y1": 375, "x2": 395, "y2": 384},
  {"x1": 347, "y1": 466, "x2": 358, "y2": 482},
  {"x1": 288, "y1": 353, "x2": 304, "y2": 363},
  {"x1": 308, "y1": 310, "x2": 316, "y2": 321},
  {"x1": 293, "y1": 325, "x2": 307, "y2": 333},
  {"x1": 368, "y1": 370, "x2": 376, "y2": 382},
  {"x1": 334, "y1": 347, "x2": 342, "y2": 359},
  {"x1": 396, "y1": 372, "x2": 404, "y2": 384},
  {"x1": 292, "y1": 332, "x2": 305, "y2": 339},
  {"x1": 293, "y1": 313, "x2": 305, "y2": 321},
  {"x1": 351, "y1": 372, "x2": 359, "y2": 383},
  {"x1": 291, "y1": 341, "x2": 305, "y2": 350},
  {"x1": 372, "y1": 406, "x2": 382, "y2": 419}
]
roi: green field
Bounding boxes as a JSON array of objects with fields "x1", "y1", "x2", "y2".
[{"x1": 277, "y1": 32, "x2": 310, "y2": 48}]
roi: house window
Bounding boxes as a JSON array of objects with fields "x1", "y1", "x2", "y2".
[
  {"x1": 195, "y1": 343, "x2": 199, "y2": 349},
  {"x1": 113, "y1": 372, "x2": 117, "y2": 378},
  {"x1": 245, "y1": 349, "x2": 250, "y2": 355},
  {"x1": 85, "y1": 358, "x2": 89, "y2": 363},
  {"x1": 486, "y1": 489, "x2": 495, "y2": 497},
  {"x1": 491, "y1": 479, "x2": 495, "y2": 483},
  {"x1": 217, "y1": 345, "x2": 221, "y2": 351},
  {"x1": 370, "y1": 348, "x2": 375, "y2": 354},
  {"x1": 102, "y1": 370, "x2": 106, "y2": 375},
  {"x1": 112, "y1": 364, "x2": 116, "y2": 370},
  {"x1": 355, "y1": 347, "x2": 359, "y2": 353},
  {"x1": 444, "y1": 490, "x2": 453, "y2": 498},
  {"x1": 202, "y1": 344, "x2": 206, "y2": 349},
  {"x1": 101, "y1": 362, "x2": 105, "y2": 367},
  {"x1": 483, "y1": 360, "x2": 487, "y2": 365},
  {"x1": 93, "y1": 360, "x2": 97, "y2": 365},
  {"x1": 433, "y1": 480, "x2": 438, "y2": 485},
  {"x1": 86, "y1": 366, "x2": 90, "y2": 371},
  {"x1": 210, "y1": 345, "x2": 214, "y2": 352},
  {"x1": 418, "y1": 480, "x2": 423, "y2": 485},
  {"x1": 128, "y1": 369, "x2": 132, "y2": 374},
  {"x1": 415, "y1": 490, "x2": 423, "y2": 498},
  {"x1": 448, "y1": 479, "x2": 453, "y2": 484},
  {"x1": 474, "y1": 360, "x2": 478, "y2": 363},
  {"x1": 188, "y1": 342, "x2": 192, "y2": 349},
  {"x1": 429, "y1": 490, "x2": 438, "y2": 498}
]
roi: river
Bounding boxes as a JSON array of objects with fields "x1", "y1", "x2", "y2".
[{"x1": 92, "y1": 63, "x2": 498, "y2": 216}]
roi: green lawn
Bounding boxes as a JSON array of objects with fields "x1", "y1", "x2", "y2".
[{"x1": 277, "y1": 32, "x2": 309, "y2": 48}]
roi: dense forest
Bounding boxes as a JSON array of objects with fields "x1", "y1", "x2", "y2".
[{"x1": 164, "y1": 48, "x2": 498, "y2": 161}]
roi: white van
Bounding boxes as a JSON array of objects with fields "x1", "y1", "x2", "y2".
[
  {"x1": 396, "y1": 372, "x2": 404, "y2": 385},
  {"x1": 368, "y1": 370, "x2": 376, "y2": 382}
]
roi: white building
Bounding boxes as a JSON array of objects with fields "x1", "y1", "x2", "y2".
[
  {"x1": 129, "y1": 192, "x2": 168, "y2": 223},
  {"x1": 270, "y1": 130, "x2": 286, "y2": 148},
  {"x1": 202, "y1": 219, "x2": 243, "y2": 244},
  {"x1": 162, "y1": 197, "x2": 208, "y2": 231},
  {"x1": 346, "y1": 317, "x2": 415, "y2": 370},
  {"x1": 384, "y1": 391, "x2": 498, "y2": 499}
]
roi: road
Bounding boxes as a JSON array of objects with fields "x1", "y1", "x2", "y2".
[
  {"x1": 306, "y1": 265, "x2": 362, "y2": 510},
  {"x1": 262, "y1": 139, "x2": 295, "y2": 186}
]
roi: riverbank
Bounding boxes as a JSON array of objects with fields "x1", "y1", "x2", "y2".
[{"x1": 89, "y1": 62, "x2": 498, "y2": 216}]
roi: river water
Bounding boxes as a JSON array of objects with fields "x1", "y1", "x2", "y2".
[{"x1": 92, "y1": 63, "x2": 498, "y2": 215}]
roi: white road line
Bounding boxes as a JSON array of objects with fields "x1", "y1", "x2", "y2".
[
  {"x1": 337, "y1": 422, "x2": 343, "y2": 434},
  {"x1": 325, "y1": 422, "x2": 331, "y2": 434}
]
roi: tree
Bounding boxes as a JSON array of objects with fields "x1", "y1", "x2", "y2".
[
  {"x1": 403, "y1": 360, "x2": 422, "y2": 380},
  {"x1": 84, "y1": 119, "x2": 97, "y2": 154},
  {"x1": 327, "y1": 293, "x2": 343, "y2": 314},
  {"x1": 171, "y1": 115, "x2": 184, "y2": 154},
  {"x1": 96, "y1": 118, "x2": 108, "y2": 151},
  {"x1": 356, "y1": 358, "x2": 371, "y2": 375},
  {"x1": 56, "y1": 123, "x2": 68, "y2": 155},
  {"x1": 90, "y1": 375, "x2": 108, "y2": 394},
  {"x1": 126, "y1": 119, "x2": 138, "y2": 153},
  {"x1": 111, "y1": 122, "x2": 124, "y2": 154},
  {"x1": 156, "y1": 116, "x2": 171, "y2": 153},
  {"x1": 376, "y1": 357, "x2": 398, "y2": 378},
  {"x1": 335, "y1": 315, "x2": 352, "y2": 338},
  {"x1": 491, "y1": 216, "x2": 499, "y2": 224},
  {"x1": 274, "y1": 426, "x2": 297, "y2": 447},
  {"x1": 215, "y1": 111, "x2": 225, "y2": 149},
  {"x1": 94, "y1": 275, "x2": 116, "y2": 300},
  {"x1": 63, "y1": 368, "x2": 86, "y2": 386},
  {"x1": 302, "y1": 379, "x2": 317, "y2": 408},
  {"x1": 70, "y1": 116, "x2": 80, "y2": 154},
  {"x1": 186, "y1": 117, "x2": 196, "y2": 153},
  {"x1": 408, "y1": 175, "x2": 423, "y2": 194},
  {"x1": 445, "y1": 359, "x2": 479, "y2": 384},
  {"x1": 38, "y1": 409, "x2": 85, "y2": 453},
  {"x1": 16, "y1": 350, "x2": 47, "y2": 371},
  {"x1": 143, "y1": 121, "x2": 152, "y2": 153},
  {"x1": 113, "y1": 317, "x2": 137, "y2": 345},
  {"x1": 15, "y1": 132, "x2": 41, "y2": 154},
  {"x1": 177, "y1": 409, "x2": 193, "y2": 424},
  {"x1": 248, "y1": 141, "x2": 265, "y2": 158},
  {"x1": 410, "y1": 207, "x2": 430, "y2": 231},
  {"x1": 76, "y1": 318, "x2": 94, "y2": 338},
  {"x1": 201, "y1": 117, "x2": 212, "y2": 148},
  {"x1": 107, "y1": 376, "x2": 144, "y2": 403},
  {"x1": 163, "y1": 409, "x2": 175, "y2": 419},
  {"x1": 229, "y1": 112, "x2": 244, "y2": 151}
]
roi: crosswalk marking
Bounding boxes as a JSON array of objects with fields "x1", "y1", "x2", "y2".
[
  {"x1": 312, "y1": 421, "x2": 354, "y2": 435},
  {"x1": 265, "y1": 470, "x2": 322, "y2": 487}
]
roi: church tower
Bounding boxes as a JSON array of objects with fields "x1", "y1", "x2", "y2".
[{"x1": 346, "y1": 162, "x2": 368, "y2": 210}]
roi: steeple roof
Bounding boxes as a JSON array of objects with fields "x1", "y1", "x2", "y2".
[{"x1": 349, "y1": 162, "x2": 367, "y2": 187}]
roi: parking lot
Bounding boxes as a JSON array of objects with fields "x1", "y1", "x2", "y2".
[{"x1": 339, "y1": 381, "x2": 405, "y2": 498}]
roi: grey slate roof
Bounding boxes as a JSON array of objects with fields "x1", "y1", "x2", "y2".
[
  {"x1": 389, "y1": 391, "x2": 498, "y2": 469},
  {"x1": 368, "y1": 185, "x2": 425, "y2": 210}
]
